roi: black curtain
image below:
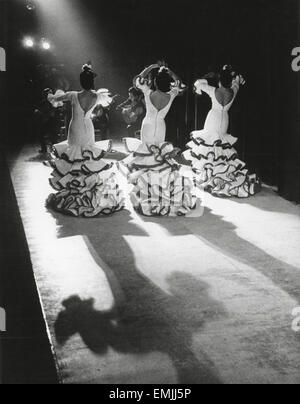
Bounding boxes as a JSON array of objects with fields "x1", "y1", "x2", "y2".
[
  {"x1": 277, "y1": 1, "x2": 300, "y2": 203},
  {"x1": 0, "y1": 0, "x2": 8, "y2": 154}
]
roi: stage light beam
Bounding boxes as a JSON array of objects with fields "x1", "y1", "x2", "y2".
[{"x1": 34, "y1": 0, "x2": 106, "y2": 79}]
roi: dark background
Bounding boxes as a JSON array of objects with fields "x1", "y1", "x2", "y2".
[{"x1": 1, "y1": 0, "x2": 300, "y2": 201}]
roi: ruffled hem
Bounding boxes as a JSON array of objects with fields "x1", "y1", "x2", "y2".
[
  {"x1": 188, "y1": 130, "x2": 238, "y2": 147},
  {"x1": 184, "y1": 131, "x2": 261, "y2": 198},
  {"x1": 120, "y1": 139, "x2": 181, "y2": 175},
  {"x1": 47, "y1": 140, "x2": 125, "y2": 217},
  {"x1": 196, "y1": 169, "x2": 261, "y2": 198},
  {"x1": 119, "y1": 138, "x2": 204, "y2": 217},
  {"x1": 53, "y1": 139, "x2": 112, "y2": 163}
]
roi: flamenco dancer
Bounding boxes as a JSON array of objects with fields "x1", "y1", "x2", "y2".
[
  {"x1": 46, "y1": 63, "x2": 125, "y2": 217},
  {"x1": 119, "y1": 62, "x2": 203, "y2": 217},
  {"x1": 183, "y1": 66, "x2": 261, "y2": 198}
]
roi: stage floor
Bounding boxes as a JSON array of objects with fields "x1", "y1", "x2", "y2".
[{"x1": 7, "y1": 143, "x2": 300, "y2": 384}]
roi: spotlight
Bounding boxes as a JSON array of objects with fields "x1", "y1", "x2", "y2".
[
  {"x1": 26, "y1": 2, "x2": 36, "y2": 11},
  {"x1": 23, "y1": 37, "x2": 35, "y2": 48},
  {"x1": 41, "y1": 39, "x2": 51, "y2": 50}
]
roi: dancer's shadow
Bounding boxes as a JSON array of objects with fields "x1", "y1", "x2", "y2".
[
  {"x1": 140, "y1": 207, "x2": 300, "y2": 301},
  {"x1": 55, "y1": 273, "x2": 224, "y2": 384},
  {"x1": 26, "y1": 153, "x2": 50, "y2": 163},
  {"x1": 51, "y1": 209, "x2": 225, "y2": 384},
  {"x1": 232, "y1": 187, "x2": 300, "y2": 214}
]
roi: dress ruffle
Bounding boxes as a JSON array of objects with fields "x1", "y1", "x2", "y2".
[
  {"x1": 183, "y1": 130, "x2": 261, "y2": 198},
  {"x1": 96, "y1": 89, "x2": 113, "y2": 108},
  {"x1": 119, "y1": 138, "x2": 203, "y2": 217},
  {"x1": 47, "y1": 140, "x2": 125, "y2": 217}
]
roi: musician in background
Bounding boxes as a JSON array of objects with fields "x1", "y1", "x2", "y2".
[
  {"x1": 92, "y1": 104, "x2": 110, "y2": 140},
  {"x1": 116, "y1": 87, "x2": 145, "y2": 138},
  {"x1": 92, "y1": 94, "x2": 120, "y2": 140}
]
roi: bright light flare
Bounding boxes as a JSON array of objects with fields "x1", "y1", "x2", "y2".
[
  {"x1": 26, "y1": 2, "x2": 36, "y2": 11},
  {"x1": 41, "y1": 39, "x2": 51, "y2": 50},
  {"x1": 23, "y1": 37, "x2": 35, "y2": 48}
]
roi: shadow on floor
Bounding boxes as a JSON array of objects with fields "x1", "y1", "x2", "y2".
[
  {"x1": 51, "y1": 209, "x2": 225, "y2": 384},
  {"x1": 230, "y1": 187, "x2": 300, "y2": 214},
  {"x1": 26, "y1": 153, "x2": 50, "y2": 163},
  {"x1": 140, "y1": 207, "x2": 300, "y2": 301}
]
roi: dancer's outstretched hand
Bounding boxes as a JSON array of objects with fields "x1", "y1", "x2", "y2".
[{"x1": 238, "y1": 75, "x2": 246, "y2": 85}]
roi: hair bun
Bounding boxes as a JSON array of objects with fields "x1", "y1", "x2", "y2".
[
  {"x1": 81, "y1": 63, "x2": 97, "y2": 78},
  {"x1": 158, "y1": 66, "x2": 169, "y2": 75},
  {"x1": 82, "y1": 64, "x2": 92, "y2": 73},
  {"x1": 223, "y1": 64, "x2": 232, "y2": 71}
]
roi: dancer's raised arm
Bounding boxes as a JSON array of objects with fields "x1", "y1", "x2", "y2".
[
  {"x1": 231, "y1": 74, "x2": 246, "y2": 95},
  {"x1": 166, "y1": 67, "x2": 186, "y2": 94},
  {"x1": 133, "y1": 64, "x2": 159, "y2": 91},
  {"x1": 166, "y1": 67, "x2": 181, "y2": 83},
  {"x1": 194, "y1": 79, "x2": 215, "y2": 96},
  {"x1": 138, "y1": 63, "x2": 160, "y2": 79},
  {"x1": 48, "y1": 90, "x2": 74, "y2": 104}
]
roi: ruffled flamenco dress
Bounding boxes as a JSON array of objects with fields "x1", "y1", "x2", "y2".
[
  {"x1": 183, "y1": 79, "x2": 261, "y2": 198},
  {"x1": 119, "y1": 138, "x2": 203, "y2": 217},
  {"x1": 46, "y1": 90, "x2": 125, "y2": 217},
  {"x1": 183, "y1": 132, "x2": 261, "y2": 198}
]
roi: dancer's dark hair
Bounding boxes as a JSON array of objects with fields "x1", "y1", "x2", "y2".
[
  {"x1": 219, "y1": 69, "x2": 233, "y2": 89},
  {"x1": 154, "y1": 67, "x2": 173, "y2": 93},
  {"x1": 80, "y1": 64, "x2": 97, "y2": 90}
]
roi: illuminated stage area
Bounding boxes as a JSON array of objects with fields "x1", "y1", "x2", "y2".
[{"x1": 7, "y1": 144, "x2": 300, "y2": 384}]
